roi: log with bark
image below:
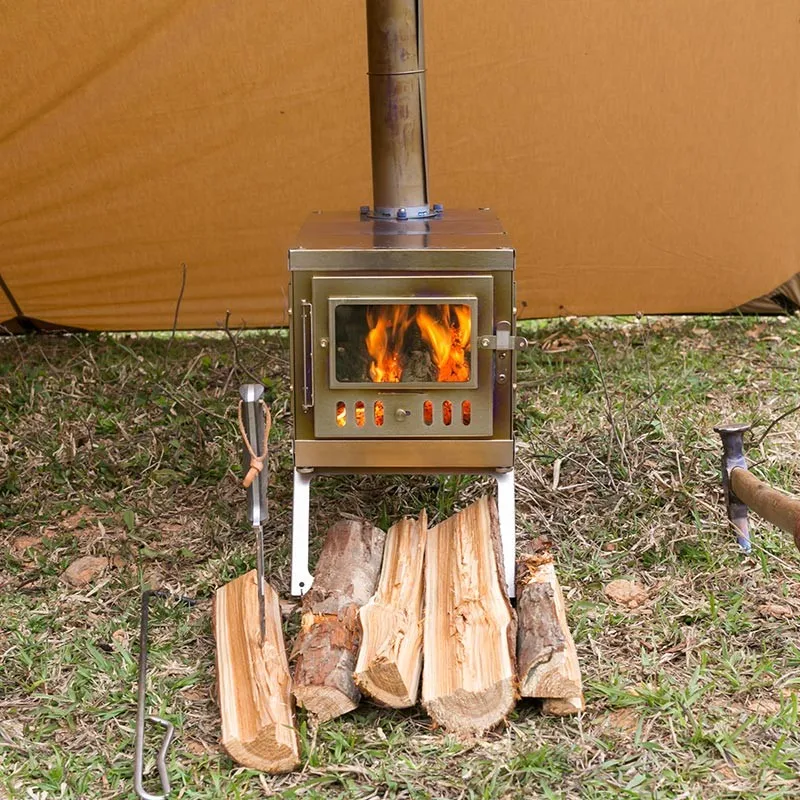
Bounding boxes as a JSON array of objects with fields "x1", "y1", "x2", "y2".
[
  {"x1": 422, "y1": 496, "x2": 517, "y2": 733},
  {"x1": 516, "y1": 552, "x2": 584, "y2": 714},
  {"x1": 354, "y1": 512, "x2": 427, "y2": 707},
  {"x1": 214, "y1": 570, "x2": 300, "y2": 773},
  {"x1": 291, "y1": 519, "x2": 386, "y2": 722}
]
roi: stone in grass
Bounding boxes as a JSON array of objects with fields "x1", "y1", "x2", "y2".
[
  {"x1": 758, "y1": 603, "x2": 793, "y2": 620},
  {"x1": 61, "y1": 556, "x2": 109, "y2": 587},
  {"x1": 603, "y1": 579, "x2": 648, "y2": 609}
]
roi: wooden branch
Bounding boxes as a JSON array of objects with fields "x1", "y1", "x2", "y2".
[
  {"x1": 422, "y1": 496, "x2": 517, "y2": 734},
  {"x1": 354, "y1": 512, "x2": 427, "y2": 708},
  {"x1": 214, "y1": 570, "x2": 300, "y2": 773},
  {"x1": 516, "y1": 553, "x2": 583, "y2": 713},
  {"x1": 292, "y1": 519, "x2": 386, "y2": 722}
]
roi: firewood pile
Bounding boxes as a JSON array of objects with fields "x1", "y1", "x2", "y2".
[{"x1": 213, "y1": 495, "x2": 583, "y2": 773}]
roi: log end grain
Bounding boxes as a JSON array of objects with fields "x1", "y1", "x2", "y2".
[
  {"x1": 424, "y1": 677, "x2": 517, "y2": 735},
  {"x1": 293, "y1": 683, "x2": 359, "y2": 724},
  {"x1": 222, "y1": 723, "x2": 301, "y2": 774},
  {"x1": 354, "y1": 656, "x2": 417, "y2": 709}
]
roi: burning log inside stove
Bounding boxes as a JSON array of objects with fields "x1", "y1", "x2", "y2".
[{"x1": 334, "y1": 303, "x2": 472, "y2": 384}]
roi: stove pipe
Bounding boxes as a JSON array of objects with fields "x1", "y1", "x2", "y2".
[{"x1": 365, "y1": 0, "x2": 436, "y2": 220}]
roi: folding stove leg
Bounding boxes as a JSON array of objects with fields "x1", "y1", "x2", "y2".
[
  {"x1": 291, "y1": 469, "x2": 314, "y2": 596},
  {"x1": 495, "y1": 470, "x2": 517, "y2": 599}
]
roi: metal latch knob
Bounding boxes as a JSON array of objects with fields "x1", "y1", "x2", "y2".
[{"x1": 395, "y1": 408, "x2": 411, "y2": 422}]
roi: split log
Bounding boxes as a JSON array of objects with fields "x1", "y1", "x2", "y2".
[
  {"x1": 516, "y1": 553, "x2": 584, "y2": 713},
  {"x1": 292, "y1": 519, "x2": 386, "y2": 722},
  {"x1": 214, "y1": 570, "x2": 300, "y2": 773},
  {"x1": 354, "y1": 512, "x2": 427, "y2": 707},
  {"x1": 422, "y1": 496, "x2": 517, "y2": 734}
]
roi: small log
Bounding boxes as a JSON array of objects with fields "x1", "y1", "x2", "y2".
[
  {"x1": 354, "y1": 512, "x2": 427, "y2": 707},
  {"x1": 214, "y1": 570, "x2": 300, "y2": 773},
  {"x1": 516, "y1": 553, "x2": 584, "y2": 712},
  {"x1": 422, "y1": 496, "x2": 517, "y2": 734},
  {"x1": 292, "y1": 519, "x2": 386, "y2": 722}
]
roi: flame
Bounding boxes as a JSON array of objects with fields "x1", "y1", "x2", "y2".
[
  {"x1": 364, "y1": 304, "x2": 471, "y2": 384},
  {"x1": 365, "y1": 305, "x2": 413, "y2": 383},
  {"x1": 374, "y1": 400, "x2": 385, "y2": 426},
  {"x1": 416, "y1": 304, "x2": 472, "y2": 383},
  {"x1": 336, "y1": 401, "x2": 346, "y2": 427},
  {"x1": 355, "y1": 401, "x2": 365, "y2": 427}
]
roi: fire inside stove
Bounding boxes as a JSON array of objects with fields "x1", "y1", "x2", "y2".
[{"x1": 333, "y1": 302, "x2": 474, "y2": 386}]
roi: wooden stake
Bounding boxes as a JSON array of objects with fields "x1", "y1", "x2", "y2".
[
  {"x1": 422, "y1": 496, "x2": 517, "y2": 734},
  {"x1": 214, "y1": 570, "x2": 300, "y2": 773},
  {"x1": 291, "y1": 519, "x2": 386, "y2": 722},
  {"x1": 354, "y1": 512, "x2": 427, "y2": 708},
  {"x1": 516, "y1": 553, "x2": 584, "y2": 713}
]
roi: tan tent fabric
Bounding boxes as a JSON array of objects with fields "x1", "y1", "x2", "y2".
[{"x1": 1, "y1": 0, "x2": 799, "y2": 331}]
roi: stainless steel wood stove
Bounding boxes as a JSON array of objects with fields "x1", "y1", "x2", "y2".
[{"x1": 288, "y1": 1, "x2": 526, "y2": 596}]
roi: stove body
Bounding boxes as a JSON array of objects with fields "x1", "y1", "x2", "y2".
[{"x1": 289, "y1": 209, "x2": 518, "y2": 474}]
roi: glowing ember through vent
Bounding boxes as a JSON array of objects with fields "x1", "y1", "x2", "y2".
[
  {"x1": 336, "y1": 401, "x2": 346, "y2": 427},
  {"x1": 442, "y1": 400, "x2": 453, "y2": 426},
  {"x1": 355, "y1": 401, "x2": 365, "y2": 427},
  {"x1": 374, "y1": 401, "x2": 384, "y2": 426}
]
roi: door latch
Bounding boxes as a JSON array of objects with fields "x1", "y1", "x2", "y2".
[
  {"x1": 478, "y1": 321, "x2": 527, "y2": 386},
  {"x1": 478, "y1": 321, "x2": 528, "y2": 351}
]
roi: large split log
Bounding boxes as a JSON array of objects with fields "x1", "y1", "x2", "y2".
[
  {"x1": 354, "y1": 512, "x2": 427, "y2": 708},
  {"x1": 422, "y1": 496, "x2": 517, "y2": 734},
  {"x1": 214, "y1": 570, "x2": 300, "y2": 773},
  {"x1": 516, "y1": 552, "x2": 584, "y2": 714},
  {"x1": 292, "y1": 519, "x2": 386, "y2": 722}
]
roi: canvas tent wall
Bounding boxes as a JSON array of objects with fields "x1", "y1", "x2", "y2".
[{"x1": 1, "y1": 0, "x2": 799, "y2": 334}]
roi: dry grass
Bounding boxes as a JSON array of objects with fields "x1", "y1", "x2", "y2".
[{"x1": 1, "y1": 315, "x2": 799, "y2": 799}]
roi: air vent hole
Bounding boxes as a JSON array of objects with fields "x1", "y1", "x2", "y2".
[
  {"x1": 442, "y1": 400, "x2": 453, "y2": 426},
  {"x1": 336, "y1": 401, "x2": 346, "y2": 427}
]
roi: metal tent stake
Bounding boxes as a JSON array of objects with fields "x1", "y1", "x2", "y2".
[
  {"x1": 715, "y1": 423, "x2": 800, "y2": 553},
  {"x1": 134, "y1": 590, "x2": 195, "y2": 800}
]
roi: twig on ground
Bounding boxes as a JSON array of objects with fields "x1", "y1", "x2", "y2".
[
  {"x1": 754, "y1": 401, "x2": 800, "y2": 449},
  {"x1": 165, "y1": 262, "x2": 187, "y2": 365},
  {"x1": 586, "y1": 339, "x2": 630, "y2": 474},
  {"x1": 223, "y1": 309, "x2": 261, "y2": 385}
]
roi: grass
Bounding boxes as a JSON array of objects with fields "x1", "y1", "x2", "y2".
[{"x1": 1, "y1": 314, "x2": 799, "y2": 799}]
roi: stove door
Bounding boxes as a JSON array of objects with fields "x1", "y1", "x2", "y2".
[{"x1": 311, "y1": 275, "x2": 494, "y2": 438}]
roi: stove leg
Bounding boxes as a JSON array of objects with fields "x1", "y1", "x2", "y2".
[
  {"x1": 495, "y1": 470, "x2": 516, "y2": 598},
  {"x1": 291, "y1": 469, "x2": 314, "y2": 596}
]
